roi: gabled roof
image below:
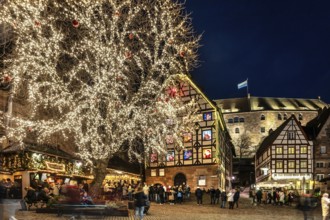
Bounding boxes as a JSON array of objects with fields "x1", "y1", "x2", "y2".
[
  {"x1": 215, "y1": 96, "x2": 328, "y2": 113},
  {"x1": 304, "y1": 107, "x2": 330, "y2": 139},
  {"x1": 257, "y1": 116, "x2": 293, "y2": 155},
  {"x1": 257, "y1": 115, "x2": 308, "y2": 155}
]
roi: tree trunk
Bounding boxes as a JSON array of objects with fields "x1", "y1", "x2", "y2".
[{"x1": 89, "y1": 158, "x2": 108, "y2": 199}]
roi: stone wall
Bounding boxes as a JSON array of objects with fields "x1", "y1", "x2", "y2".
[
  {"x1": 145, "y1": 164, "x2": 219, "y2": 191},
  {"x1": 223, "y1": 111, "x2": 319, "y2": 157}
]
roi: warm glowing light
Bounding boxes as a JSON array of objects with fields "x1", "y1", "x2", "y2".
[{"x1": 0, "y1": 0, "x2": 200, "y2": 166}]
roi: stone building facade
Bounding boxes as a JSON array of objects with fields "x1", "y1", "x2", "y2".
[
  {"x1": 215, "y1": 95, "x2": 328, "y2": 158},
  {"x1": 305, "y1": 108, "x2": 330, "y2": 191}
]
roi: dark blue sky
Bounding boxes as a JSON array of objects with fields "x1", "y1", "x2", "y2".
[{"x1": 183, "y1": 1, "x2": 330, "y2": 103}]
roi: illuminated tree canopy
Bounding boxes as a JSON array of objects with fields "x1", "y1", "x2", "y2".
[{"x1": 0, "y1": 0, "x2": 200, "y2": 185}]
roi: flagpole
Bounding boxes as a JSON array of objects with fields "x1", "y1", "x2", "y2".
[{"x1": 246, "y1": 78, "x2": 249, "y2": 97}]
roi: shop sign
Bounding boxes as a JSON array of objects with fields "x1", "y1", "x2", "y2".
[{"x1": 45, "y1": 161, "x2": 66, "y2": 172}]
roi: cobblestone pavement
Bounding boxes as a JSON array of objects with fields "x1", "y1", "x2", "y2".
[{"x1": 1, "y1": 194, "x2": 323, "y2": 220}]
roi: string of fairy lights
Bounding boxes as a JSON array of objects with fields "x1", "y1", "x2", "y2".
[{"x1": 0, "y1": 0, "x2": 200, "y2": 166}]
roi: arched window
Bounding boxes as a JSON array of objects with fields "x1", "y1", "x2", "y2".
[
  {"x1": 228, "y1": 118, "x2": 233, "y2": 123},
  {"x1": 283, "y1": 113, "x2": 287, "y2": 120},
  {"x1": 239, "y1": 117, "x2": 245, "y2": 123},
  {"x1": 235, "y1": 128, "x2": 240, "y2": 133},
  {"x1": 278, "y1": 114, "x2": 282, "y2": 120},
  {"x1": 234, "y1": 117, "x2": 239, "y2": 123},
  {"x1": 260, "y1": 114, "x2": 265, "y2": 120},
  {"x1": 299, "y1": 113, "x2": 303, "y2": 120}
]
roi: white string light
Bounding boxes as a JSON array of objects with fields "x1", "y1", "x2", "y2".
[{"x1": 0, "y1": 0, "x2": 200, "y2": 168}]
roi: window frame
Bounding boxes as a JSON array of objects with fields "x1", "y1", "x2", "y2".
[
  {"x1": 300, "y1": 146, "x2": 307, "y2": 154},
  {"x1": 288, "y1": 147, "x2": 295, "y2": 154}
]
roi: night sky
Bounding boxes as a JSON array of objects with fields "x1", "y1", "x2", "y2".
[{"x1": 183, "y1": 0, "x2": 330, "y2": 103}]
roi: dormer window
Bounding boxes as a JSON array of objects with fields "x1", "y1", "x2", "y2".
[
  {"x1": 283, "y1": 113, "x2": 287, "y2": 120},
  {"x1": 260, "y1": 114, "x2": 265, "y2": 120},
  {"x1": 299, "y1": 113, "x2": 303, "y2": 121},
  {"x1": 239, "y1": 117, "x2": 245, "y2": 123},
  {"x1": 278, "y1": 114, "x2": 282, "y2": 120}
]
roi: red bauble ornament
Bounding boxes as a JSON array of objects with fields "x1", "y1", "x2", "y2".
[
  {"x1": 125, "y1": 51, "x2": 132, "y2": 59},
  {"x1": 3, "y1": 74, "x2": 12, "y2": 82},
  {"x1": 168, "y1": 87, "x2": 177, "y2": 98},
  {"x1": 129, "y1": 33, "x2": 134, "y2": 40},
  {"x1": 35, "y1": 21, "x2": 41, "y2": 27},
  {"x1": 72, "y1": 20, "x2": 79, "y2": 28},
  {"x1": 179, "y1": 51, "x2": 185, "y2": 57}
]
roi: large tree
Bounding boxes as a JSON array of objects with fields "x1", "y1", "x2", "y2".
[{"x1": 0, "y1": 0, "x2": 199, "y2": 194}]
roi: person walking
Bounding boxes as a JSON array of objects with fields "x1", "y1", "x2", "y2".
[
  {"x1": 195, "y1": 187, "x2": 203, "y2": 205},
  {"x1": 227, "y1": 189, "x2": 234, "y2": 209},
  {"x1": 209, "y1": 186, "x2": 216, "y2": 204},
  {"x1": 322, "y1": 193, "x2": 330, "y2": 220},
  {"x1": 233, "y1": 188, "x2": 240, "y2": 208},
  {"x1": 133, "y1": 185, "x2": 147, "y2": 220},
  {"x1": 220, "y1": 190, "x2": 227, "y2": 208},
  {"x1": 215, "y1": 188, "x2": 221, "y2": 204}
]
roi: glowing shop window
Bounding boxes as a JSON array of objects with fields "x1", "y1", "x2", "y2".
[{"x1": 150, "y1": 169, "x2": 157, "y2": 177}]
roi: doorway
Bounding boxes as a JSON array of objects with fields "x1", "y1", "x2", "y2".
[{"x1": 174, "y1": 173, "x2": 187, "y2": 187}]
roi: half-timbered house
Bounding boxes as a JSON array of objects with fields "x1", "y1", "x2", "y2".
[
  {"x1": 255, "y1": 115, "x2": 314, "y2": 192},
  {"x1": 145, "y1": 76, "x2": 234, "y2": 191}
]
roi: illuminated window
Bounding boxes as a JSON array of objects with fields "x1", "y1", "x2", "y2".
[
  {"x1": 288, "y1": 147, "x2": 295, "y2": 154},
  {"x1": 300, "y1": 146, "x2": 307, "y2": 154},
  {"x1": 288, "y1": 161, "x2": 295, "y2": 168},
  {"x1": 300, "y1": 161, "x2": 307, "y2": 168},
  {"x1": 159, "y1": 169, "x2": 165, "y2": 176},
  {"x1": 288, "y1": 132, "x2": 295, "y2": 140},
  {"x1": 320, "y1": 146, "x2": 327, "y2": 154},
  {"x1": 276, "y1": 147, "x2": 283, "y2": 154},
  {"x1": 151, "y1": 169, "x2": 157, "y2": 177},
  {"x1": 276, "y1": 161, "x2": 283, "y2": 169},
  {"x1": 260, "y1": 114, "x2": 265, "y2": 120}
]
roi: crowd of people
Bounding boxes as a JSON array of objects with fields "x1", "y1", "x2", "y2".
[
  {"x1": 0, "y1": 178, "x2": 21, "y2": 199},
  {"x1": 23, "y1": 178, "x2": 91, "y2": 207}
]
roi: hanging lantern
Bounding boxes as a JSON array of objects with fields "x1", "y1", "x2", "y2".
[{"x1": 72, "y1": 20, "x2": 79, "y2": 28}]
